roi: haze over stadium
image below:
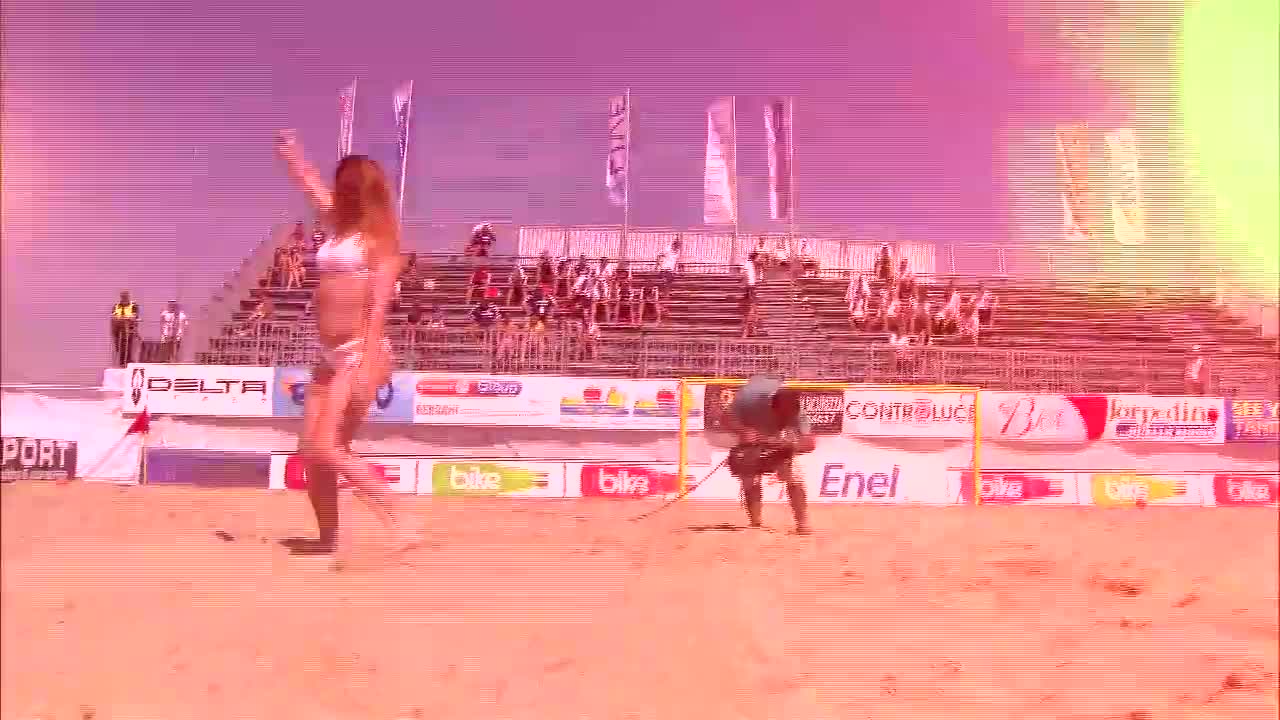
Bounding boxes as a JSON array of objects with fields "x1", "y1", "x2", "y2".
[
  {"x1": 7, "y1": 0, "x2": 1271, "y2": 384},
  {"x1": 2, "y1": 1, "x2": 1278, "y2": 718}
]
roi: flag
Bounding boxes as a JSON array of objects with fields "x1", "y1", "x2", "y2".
[
  {"x1": 704, "y1": 97, "x2": 738, "y2": 225},
  {"x1": 126, "y1": 408, "x2": 150, "y2": 435},
  {"x1": 606, "y1": 93, "x2": 630, "y2": 208},
  {"x1": 1055, "y1": 124, "x2": 1093, "y2": 243},
  {"x1": 1104, "y1": 128, "x2": 1146, "y2": 247},
  {"x1": 765, "y1": 98, "x2": 794, "y2": 222},
  {"x1": 337, "y1": 78, "x2": 357, "y2": 160},
  {"x1": 393, "y1": 80, "x2": 414, "y2": 220}
]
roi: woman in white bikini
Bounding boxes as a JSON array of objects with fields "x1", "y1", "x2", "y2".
[{"x1": 275, "y1": 130, "x2": 413, "y2": 554}]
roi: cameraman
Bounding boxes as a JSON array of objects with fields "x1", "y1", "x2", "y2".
[{"x1": 725, "y1": 375, "x2": 816, "y2": 535}]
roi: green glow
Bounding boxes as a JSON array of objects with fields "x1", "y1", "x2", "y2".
[{"x1": 1178, "y1": 0, "x2": 1280, "y2": 294}]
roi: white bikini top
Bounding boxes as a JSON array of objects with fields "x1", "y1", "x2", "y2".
[{"x1": 315, "y1": 233, "x2": 370, "y2": 275}]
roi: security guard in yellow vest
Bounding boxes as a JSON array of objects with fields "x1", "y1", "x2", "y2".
[{"x1": 110, "y1": 291, "x2": 140, "y2": 367}]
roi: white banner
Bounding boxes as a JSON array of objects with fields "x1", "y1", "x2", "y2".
[
  {"x1": 606, "y1": 93, "x2": 630, "y2": 207},
  {"x1": 556, "y1": 378, "x2": 704, "y2": 431},
  {"x1": 412, "y1": 374, "x2": 562, "y2": 426},
  {"x1": 703, "y1": 97, "x2": 738, "y2": 225},
  {"x1": 841, "y1": 390, "x2": 977, "y2": 439},
  {"x1": 764, "y1": 98, "x2": 793, "y2": 222},
  {"x1": 123, "y1": 364, "x2": 273, "y2": 417},
  {"x1": 1104, "y1": 128, "x2": 1146, "y2": 247},
  {"x1": 980, "y1": 392, "x2": 1106, "y2": 443},
  {"x1": 1103, "y1": 394, "x2": 1225, "y2": 444}
]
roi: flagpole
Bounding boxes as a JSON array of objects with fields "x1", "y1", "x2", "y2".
[{"x1": 623, "y1": 88, "x2": 631, "y2": 258}]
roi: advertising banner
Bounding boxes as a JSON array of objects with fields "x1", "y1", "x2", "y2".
[
  {"x1": 412, "y1": 374, "x2": 561, "y2": 426},
  {"x1": 567, "y1": 463, "x2": 705, "y2": 499},
  {"x1": 841, "y1": 390, "x2": 976, "y2": 439},
  {"x1": 424, "y1": 460, "x2": 566, "y2": 498},
  {"x1": 1086, "y1": 472, "x2": 1207, "y2": 507},
  {"x1": 123, "y1": 364, "x2": 273, "y2": 417},
  {"x1": 268, "y1": 454, "x2": 419, "y2": 494},
  {"x1": 1, "y1": 436, "x2": 78, "y2": 482},
  {"x1": 702, "y1": 384, "x2": 843, "y2": 435},
  {"x1": 144, "y1": 449, "x2": 270, "y2": 488},
  {"x1": 980, "y1": 393, "x2": 1107, "y2": 443},
  {"x1": 1209, "y1": 472, "x2": 1279, "y2": 506},
  {"x1": 1103, "y1": 395, "x2": 1225, "y2": 444},
  {"x1": 272, "y1": 368, "x2": 416, "y2": 423},
  {"x1": 558, "y1": 379, "x2": 704, "y2": 431},
  {"x1": 950, "y1": 470, "x2": 1082, "y2": 505},
  {"x1": 1223, "y1": 399, "x2": 1279, "y2": 442}
]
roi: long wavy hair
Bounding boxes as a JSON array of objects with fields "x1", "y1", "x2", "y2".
[{"x1": 329, "y1": 155, "x2": 399, "y2": 260}]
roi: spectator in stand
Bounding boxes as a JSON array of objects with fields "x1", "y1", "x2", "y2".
[
  {"x1": 974, "y1": 283, "x2": 998, "y2": 328},
  {"x1": 285, "y1": 239, "x2": 306, "y2": 289},
  {"x1": 741, "y1": 253, "x2": 759, "y2": 294},
  {"x1": 645, "y1": 284, "x2": 665, "y2": 325},
  {"x1": 110, "y1": 291, "x2": 140, "y2": 367},
  {"x1": 770, "y1": 237, "x2": 791, "y2": 275},
  {"x1": 847, "y1": 277, "x2": 869, "y2": 330},
  {"x1": 506, "y1": 262, "x2": 528, "y2": 306},
  {"x1": 624, "y1": 270, "x2": 643, "y2": 326},
  {"x1": 270, "y1": 245, "x2": 288, "y2": 287},
  {"x1": 874, "y1": 243, "x2": 893, "y2": 282},
  {"x1": 554, "y1": 256, "x2": 573, "y2": 298},
  {"x1": 877, "y1": 288, "x2": 902, "y2": 333},
  {"x1": 908, "y1": 286, "x2": 933, "y2": 343},
  {"x1": 525, "y1": 285, "x2": 555, "y2": 331},
  {"x1": 656, "y1": 238, "x2": 681, "y2": 289},
  {"x1": 466, "y1": 223, "x2": 496, "y2": 257},
  {"x1": 935, "y1": 280, "x2": 961, "y2": 335},
  {"x1": 597, "y1": 256, "x2": 618, "y2": 280},
  {"x1": 426, "y1": 304, "x2": 446, "y2": 329},
  {"x1": 535, "y1": 251, "x2": 555, "y2": 288},
  {"x1": 465, "y1": 265, "x2": 490, "y2": 304},
  {"x1": 310, "y1": 221, "x2": 326, "y2": 250},
  {"x1": 159, "y1": 300, "x2": 189, "y2": 362},
  {"x1": 582, "y1": 318, "x2": 601, "y2": 359},
  {"x1": 895, "y1": 258, "x2": 915, "y2": 300},
  {"x1": 398, "y1": 253, "x2": 425, "y2": 296},
  {"x1": 570, "y1": 268, "x2": 592, "y2": 318},
  {"x1": 471, "y1": 287, "x2": 500, "y2": 331},
  {"x1": 601, "y1": 268, "x2": 622, "y2": 323},
  {"x1": 795, "y1": 238, "x2": 818, "y2": 277},
  {"x1": 240, "y1": 295, "x2": 274, "y2": 336},
  {"x1": 1185, "y1": 344, "x2": 1208, "y2": 395},
  {"x1": 958, "y1": 305, "x2": 981, "y2": 345},
  {"x1": 405, "y1": 302, "x2": 426, "y2": 341},
  {"x1": 741, "y1": 295, "x2": 761, "y2": 338},
  {"x1": 495, "y1": 314, "x2": 517, "y2": 365}
]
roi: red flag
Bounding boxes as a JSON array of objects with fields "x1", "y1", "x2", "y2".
[{"x1": 127, "y1": 409, "x2": 150, "y2": 435}]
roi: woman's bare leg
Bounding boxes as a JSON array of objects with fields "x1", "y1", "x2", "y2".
[{"x1": 300, "y1": 374, "x2": 340, "y2": 549}]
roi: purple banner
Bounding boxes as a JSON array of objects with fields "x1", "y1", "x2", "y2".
[{"x1": 144, "y1": 449, "x2": 270, "y2": 488}]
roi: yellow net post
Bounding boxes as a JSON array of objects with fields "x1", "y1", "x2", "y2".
[{"x1": 677, "y1": 378, "x2": 983, "y2": 501}]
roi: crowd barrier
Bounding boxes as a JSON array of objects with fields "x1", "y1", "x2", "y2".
[
  {"x1": 131, "y1": 443, "x2": 1278, "y2": 507},
  {"x1": 3, "y1": 368, "x2": 1274, "y2": 507},
  {"x1": 119, "y1": 364, "x2": 1279, "y2": 447}
]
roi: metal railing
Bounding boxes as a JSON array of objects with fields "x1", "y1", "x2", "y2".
[{"x1": 191, "y1": 326, "x2": 1280, "y2": 397}]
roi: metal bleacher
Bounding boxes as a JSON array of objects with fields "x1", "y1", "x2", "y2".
[{"x1": 193, "y1": 226, "x2": 1279, "y2": 397}]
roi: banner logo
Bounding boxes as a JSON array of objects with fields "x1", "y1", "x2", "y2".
[
  {"x1": 579, "y1": 465, "x2": 684, "y2": 498},
  {"x1": 817, "y1": 463, "x2": 900, "y2": 501},
  {"x1": 431, "y1": 462, "x2": 551, "y2": 496},
  {"x1": 1225, "y1": 399, "x2": 1279, "y2": 442},
  {"x1": 1106, "y1": 396, "x2": 1222, "y2": 442},
  {"x1": 1, "y1": 437, "x2": 78, "y2": 482}
]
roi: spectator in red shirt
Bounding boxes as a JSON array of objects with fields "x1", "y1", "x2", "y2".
[{"x1": 465, "y1": 266, "x2": 490, "y2": 304}]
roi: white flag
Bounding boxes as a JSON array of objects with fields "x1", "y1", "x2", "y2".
[
  {"x1": 606, "y1": 93, "x2": 630, "y2": 207},
  {"x1": 704, "y1": 97, "x2": 737, "y2": 225},
  {"x1": 337, "y1": 78, "x2": 357, "y2": 160},
  {"x1": 393, "y1": 81, "x2": 414, "y2": 220},
  {"x1": 765, "y1": 98, "x2": 794, "y2": 222},
  {"x1": 1055, "y1": 124, "x2": 1093, "y2": 243},
  {"x1": 1104, "y1": 128, "x2": 1146, "y2": 247}
]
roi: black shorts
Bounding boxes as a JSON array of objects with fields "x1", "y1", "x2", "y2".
[{"x1": 978, "y1": 308, "x2": 992, "y2": 324}]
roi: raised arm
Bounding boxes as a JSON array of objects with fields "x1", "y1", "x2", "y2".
[{"x1": 275, "y1": 130, "x2": 333, "y2": 213}]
